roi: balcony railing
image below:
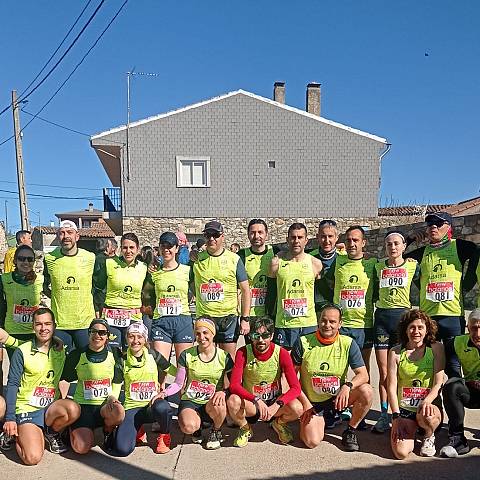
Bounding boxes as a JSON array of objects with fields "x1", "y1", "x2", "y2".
[{"x1": 103, "y1": 187, "x2": 121, "y2": 213}]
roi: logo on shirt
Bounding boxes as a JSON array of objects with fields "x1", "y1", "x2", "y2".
[
  {"x1": 349, "y1": 275, "x2": 358, "y2": 283},
  {"x1": 258, "y1": 275, "x2": 267, "y2": 284},
  {"x1": 46, "y1": 370, "x2": 55, "y2": 379},
  {"x1": 124, "y1": 285, "x2": 133, "y2": 293},
  {"x1": 319, "y1": 362, "x2": 330, "y2": 371},
  {"x1": 389, "y1": 288, "x2": 398, "y2": 296},
  {"x1": 412, "y1": 379, "x2": 422, "y2": 387},
  {"x1": 62, "y1": 276, "x2": 79, "y2": 290},
  {"x1": 66, "y1": 276, "x2": 76, "y2": 284},
  {"x1": 292, "y1": 279, "x2": 301, "y2": 287},
  {"x1": 167, "y1": 285, "x2": 176, "y2": 292},
  {"x1": 433, "y1": 263, "x2": 443, "y2": 272},
  {"x1": 208, "y1": 278, "x2": 217, "y2": 283},
  {"x1": 20, "y1": 298, "x2": 30, "y2": 306}
]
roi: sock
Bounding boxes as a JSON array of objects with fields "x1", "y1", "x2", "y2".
[{"x1": 381, "y1": 402, "x2": 388, "y2": 415}]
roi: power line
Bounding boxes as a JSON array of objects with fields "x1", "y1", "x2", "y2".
[
  {"x1": 22, "y1": 110, "x2": 90, "y2": 137},
  {"x1": 19, "y1": 0, "x2": 94, "y2": 99},
  {"x1": 0, "y1": 0, "x2": 105, "y2": 118},
  {"x1": 0, "y1": 180, "x2": 101, "y2": 191},
  {"x1": 0, "y1": 188, "x2": 102, "y2": 200},
  {"x1": 0, "y1": 0, "x2": 129, "y2": 148}
]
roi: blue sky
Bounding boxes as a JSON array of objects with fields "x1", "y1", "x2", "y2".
[{"x1": 0, "y1": 0, "x2": 479, "y2": 232}]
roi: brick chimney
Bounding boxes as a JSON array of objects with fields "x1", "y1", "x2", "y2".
[
  {"x1": 88, "y1": 202, "x2": 94, "y2": 212},
  {"x1": 306, "y1": 82, "x2": 321, "y2": 116},
  {"x1": 273, "y1": 81, "x2": 285, "y2": 104}
]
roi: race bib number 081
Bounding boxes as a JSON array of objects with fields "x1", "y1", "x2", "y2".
[{"x1": 426, "y1": 282, "x2": 454, "y2": 302}]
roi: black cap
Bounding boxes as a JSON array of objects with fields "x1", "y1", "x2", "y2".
[
  {"x1": 89, "y1": 318, "x2": 110, "y2": 331},
  {"x1": 425, "y1": 212, "x2": 453, "y2": 225},
  {"x1": 159, "y1": 231, "x2": 179, "y2": 246},
  {"x1": 203, "y1": 221, "x2": 224, "y2": 233}
]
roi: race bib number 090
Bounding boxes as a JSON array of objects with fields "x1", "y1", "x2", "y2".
[
  {"x1": 311, "y1": 376, "x2": 340, "y2": 396},
  {"x1": 380, "y1": 268, "x2": 408, "y2": 288}
]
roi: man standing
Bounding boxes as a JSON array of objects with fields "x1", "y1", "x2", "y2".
[
  {"x1": 323, "y1": 226, "x2": 378, "y2": 366},
  {"x1": 192, "y1": 221, "x2": 251, "y2": 358},
  {"x1": 237, "y1": 219, "x2": 280, "y2": 320},
  {"x1": 405, "y1": 212, "x2": 478, "y2": 342},
  {"x1": 43, "y1": 220, "x2": 95, "y2": 351},
  {"x1": 266, "y1": 223, "x2": 323, "y2": 349},
  {"x1": 3, "y1": 230, "x2": 32, "y2": 273}
]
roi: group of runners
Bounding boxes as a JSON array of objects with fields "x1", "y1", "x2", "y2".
[{"x1": 0, "y1": 213, "x2": 479, "y2": 465}]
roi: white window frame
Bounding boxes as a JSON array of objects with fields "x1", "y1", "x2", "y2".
[{"x1": 176, "y1": 155, "x2": 211, "y2": 188}]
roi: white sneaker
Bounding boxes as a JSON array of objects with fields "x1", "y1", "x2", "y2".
[{"x1": 420, "y1": 434, "x2": 436, "y2": 457}]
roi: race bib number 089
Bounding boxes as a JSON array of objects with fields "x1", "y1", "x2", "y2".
[{"x1": 200, "y1": 283, "x2": 224, "y2": 302}]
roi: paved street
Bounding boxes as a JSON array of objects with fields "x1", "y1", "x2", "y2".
[{"x1": 1, "y1": 349, "x2": 479, "y2": 479}]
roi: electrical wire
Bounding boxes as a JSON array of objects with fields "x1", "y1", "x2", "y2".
[{"x1": 0, "y1": 188, "x2": 102, "y2": 200}]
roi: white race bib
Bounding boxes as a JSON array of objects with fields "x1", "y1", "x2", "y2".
[
  {"x1": 13, "y1": 304, "x2": 38, "y2": 324},
  {"x1": 29, "y1": 386, "x2": 55, "y2": 408},
  {"x1": 158, "y1": 297, "x2": 182, "y2": 316},
  {"x1": 380, "y1": 268, "x2": 408, "y2": 288},
  {"x1": 83, "y1": 378, "x2": 112, "y2": 401},
  {"x1": 186, "y1": 380, "x2": 216, "y2": 401},
  {"x1": 282, "y1": 298, "x2": 307, "y2": 317},
  {"x1": 104, "y1": 308, "x2": 133, "y2": 328},
  {"x1": 426, "y1": 282, "x2": 454, "y2": 302},
  {"x1": 252, "y1": 380, "x2": 280, "y2": 402},
  {"x1": 129, "y1": 381, "x2": 157, "y2": 401},
  {"x1": 339, "y1": 289, "x2": 365, "y2": 309},
  {"x1": 311, "y1": 376, "x2": 340, "y2": 396},
  {"x1": 251, "y1": 287, "x2": 267, "y2": 307},
  {"x1": 400, "y1": 386, "x2": 430, "y2": 409},
  {"x1": 200, "y1": 283, "x2": 224, "y2": 302}
]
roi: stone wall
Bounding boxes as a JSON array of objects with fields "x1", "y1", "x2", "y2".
[{"x1": 123, "y1": 215, "x2": 421, "y2": 248}]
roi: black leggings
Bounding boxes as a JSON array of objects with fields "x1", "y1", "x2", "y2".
[
  {"x1": 110, "y1": 399, "x2": 172, "y2": 457},
  {"x1": 443, "y1": 378, "x2": 480, "y2": 435}
]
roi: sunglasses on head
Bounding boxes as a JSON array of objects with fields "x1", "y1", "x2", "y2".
[
  {"x1": 249, "y1": 331, "x2": 272, "y2": 341},
  {"x1": 204, "y1": 230, "x2": 222, "y2": 239},
  {"x1": 319, "y1": 220, "x2": 337, "y2": 227},
  {"x1": 88, "y1": 328, "x2": 109, "y2": 337},
  {"x1": 426, "y1": 219, "x2": 446, "y2": 228},
  {"x1": 17, "y1": 256, "x2": 35, "y2": 263}
]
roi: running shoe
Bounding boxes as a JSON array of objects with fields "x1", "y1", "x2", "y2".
[
  {"x1": 155, "y1": 433, "x2": 171, "y2": 454},
  {"x1": 325, "y1": 411, "x2": 342, "y2": 430},
  {"x1": 440, "y1": 435, "x2": 470, "y2": 458},
  {"x1": 136, "y1": 426, "x2": 147, "y2": 444},
  {"x1": 420, "y1": 434, "x2": 436, "y2": 457},
  {"x1": 372, "y1": 414, "x2": 390, "y2": 434},
  {"x1": 233, "y1": 424, "x2": 253, "y2": 448},
  {"x1": 341, "y1": 428, "x2": 359, "y2": 452},
  {"x1": 272, "y1": 418, "x2": 293, "y2": 445},
  {"x1": 341, "y1": 408, "x2": 352, "y2": 421},
  {"x1": 44, "y1": 429, "x2": 69, "y2": 454},
  {"x1": 192, "y1": 429, "x2": 203, "y2": 444},
  {"x1": 0, "y1": 432, "x2": 15, "y2": 451},
  {"x1": 205, "y1": 429, "x2": 222, "y2": 450}
]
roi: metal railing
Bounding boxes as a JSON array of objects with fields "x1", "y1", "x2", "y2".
[{"x1": 103, "y1": 187, "x2": 122, "y2": 212}]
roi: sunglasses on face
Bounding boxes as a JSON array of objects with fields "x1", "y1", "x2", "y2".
[
  {"x1": 204, "y1": 231, "x2": 221, "y2": 239},
  {"x1": 426, "y1": 220, "x2": 446, "y2": 228},
  {"x1": 249, "y1": 331, "x2": 272, "y2": 341},
  {"x1": 17, "y1": 256, "x2": 35, "y2": 263},
  {"x1": 88, "y1": 328, "x2": 109, "y2": 337}
]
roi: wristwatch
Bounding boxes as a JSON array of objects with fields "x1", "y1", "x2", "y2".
[
  {"x1": 344, "y1": 381, "x2": 353, "y2": 390},
  {"x1": 240, "y1": 316, "x2": 250, "y2": 322},
  {"x1": 276, "y1": 399, "x2": 285, "y2": 407}
]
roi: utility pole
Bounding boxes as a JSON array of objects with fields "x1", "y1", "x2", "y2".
[
  {"x1": 4, "y1": 200, "x2": 8, "y2": 235},
  {"x1": 12, "y1": 90, "x2": 29, "y2": 230}
]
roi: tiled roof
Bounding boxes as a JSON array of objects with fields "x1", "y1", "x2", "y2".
[
  {"x1": 443, "y1": 196, "x2": 480, "y2": 215},
  {"x1": 378, "y1": 204, "x2": 451, "y2": 217},
  {"x1": 33, "y1": 224, "x2": 115, "y2": 238}
]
